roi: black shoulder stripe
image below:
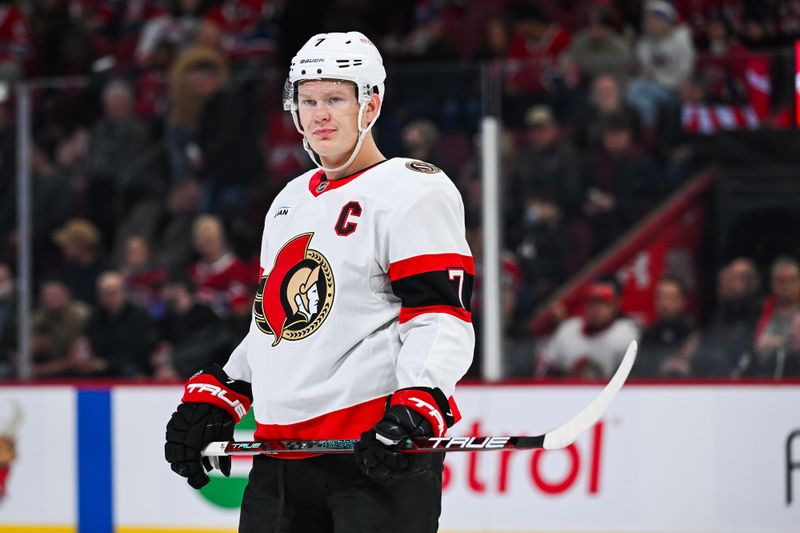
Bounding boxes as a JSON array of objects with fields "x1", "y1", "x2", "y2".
[{"x1": 391, "y1": 271, "x2": 473, "y2": 311}]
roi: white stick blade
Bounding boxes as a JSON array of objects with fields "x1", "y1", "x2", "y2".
[
  {"x1": 202, "y1": 441, "x2": 230, "y2": 457},
  {"x1": 542, "y1": 340, "x2": 637, "y2": 450}
]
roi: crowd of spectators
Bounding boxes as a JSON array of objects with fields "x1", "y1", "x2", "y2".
[
  {"x1": 530, "y1": 256, "x2": 800, "y2": 380},
  {"x1": 0, "y1": 0, "x2": 799, "y2": 381}
]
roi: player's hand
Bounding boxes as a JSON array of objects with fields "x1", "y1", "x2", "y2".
[
  {"x1": 355, "y1": 404, "x2": 433, "y2": 479},
  {"x1": 355, "y1": 387, "x2": 455, "y2": 479},
  {"x1": 165, "y1": 402, "x2": 234, "y2": 489},
  {"x1": 164, "y1": 364, "x2": 252, "y2": 489}
]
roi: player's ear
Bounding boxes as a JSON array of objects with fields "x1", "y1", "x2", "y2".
[{"x1": 363, "y1": 93, "x2": 381, "y2": 127}]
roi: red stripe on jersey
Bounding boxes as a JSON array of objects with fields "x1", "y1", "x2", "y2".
[
  {"x1": 399, "y1": 305, "x2": 472, "y2": 323},
  {"x1": 253, "y1": 396, "x2": 386, "y2": 459},
  {"x1": 389, "y1": 254, "x2": 475, "y2": 281}
]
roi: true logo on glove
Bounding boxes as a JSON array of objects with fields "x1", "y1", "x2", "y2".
[
  {"x1": 407, "y1": 396, "x2": 445, "y2": 436},
  {"x1": 185, "y1": 383, "x2": 248, "y2": 419}
]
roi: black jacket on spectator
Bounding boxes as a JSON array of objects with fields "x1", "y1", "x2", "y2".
[
  {"x1": 196, "y1": 87, "x2": 264, "y2": 188},
  {"x1": 85, "y1": 117, "x2": 151, "y2": 190},
  {"x1": 693, "y1": 296, "x2": 762, "y2": 377},
  {"x1": 583, "y1": 145, "x2": 661, "y2": 252},
  {"x1": 510, "y1": 141, "x2": 583, "y2": 214},
  {"x1": 634, "y1": 316, "x2": 696, "y2": 378},
  {"x1": 61, "y1": 257, "x2": 106, "y2": 306},
  {"x1": 160, "y1": 303, "x2": 231, "y2": 378},
  {"x1": 87, "y1": 302, "x2": 154, "y2": 377}
]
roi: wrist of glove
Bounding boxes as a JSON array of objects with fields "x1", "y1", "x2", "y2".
[
  {"x1": 355, "y1": 387, "x2": 457, "y2": 479},
  {"x1": 165, "y1": 364, "x2": 252, "y2": 489}
]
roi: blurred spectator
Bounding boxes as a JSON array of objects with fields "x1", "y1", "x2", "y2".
[
  {"x1": 734, "y1": 257, "x2": 800, "y2": 378},
  {"x1": 204, "y1": 0, "x2": 275, "y2": 63},
  {"x1": 30, "y1": 279, "x2": 90, "y2": 378},
  {"x1": 736, "y1": 1, "x2": 800, "y2": 48},
  {"x1": 401, "y1": 118, "x2": 442, "y2": 169},
  {"x1": 753, "y1": 256, "x2": 800, "y2": 357},
  {"x1": 692, "y1": 257, "x2": 762, "y2": 377},
  {"x1": 166, "y1": 41, "x2": 228, "y2": 180},
  {"x1": 189, "y1": 59, "x2": 264, "y2": 214},
  {"x1": 582, "y1": 111, "x2": 661, "y2": 253},
  {"x1": 52, "y1": 218, "x2": 106, "y2": 306},
  {"x1": 780, "y1": 313, "x2": 800, "y2": 377},
  {"x1": 506, "y1": 4, "x2": 570, "y2": 95},
  {"x1": 571, "y1": 73, "x2": 642, "y2": 151},
  {"x1": 135, "y1": 39, "x2": 177, "y2": 119},
  {"x1": 627, "y1": 0, "x2": 696, "y2": 128},
  {"x1": 695, "y1": 13, "x2": 749, "y2": 104},
  {"x1": 113, "y1": 179, "x2": 202, "y2": 273},
  {"x1": 78, "y1": 271, "x2": 155, "y2": 378},
  {"x1": 152, "y1": 274, "x2": 230, "y2": 380},
  {"x1": 536, "y1": 278, "x2": 639, "y2": 379},
  {"x1": 384, "y1": 5, "x2": 459, "y2": 64},
  {"x1": 189, "y1": 215, "x2": 253, "y2": 317},
  {"x1": 0, "y1": 263, "x2": 15, "y2": 377},
  {"x1": 29, "y1": 1, "x2": 94, "y2": 77},
  {"x1": 16, "y1": 145, "x2": 73, "y2": 276},
  {"x1": 563, "y1": 6, "x2": 632, "y2": 87},
  {"x1": 509, "y1": 106, "x2": 585, "y2": 297},
  {"x1": 85, "y1": 80, "x2": 153, "y2": 233},
  {"x1": 634, "y1": 276, "x2": 698, "y2": 378},
  {"x1": 472, "y1": 16, "x2": 512, "y2": 61},
  {"x1": 135, "y1": 0, "x2": 207, "y2": 66},
  {"x1": 0, "y1": 0, "x2": 30, "y2": 80},
  {"x1": 116, "y1": 235, "x2": 167, "y2": 318}
]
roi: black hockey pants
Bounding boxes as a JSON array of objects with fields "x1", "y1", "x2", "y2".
[{"x1": 239, "y1": 453, "x2": 444, "y2": 533}]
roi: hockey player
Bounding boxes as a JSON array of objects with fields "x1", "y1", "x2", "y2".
[{"x1": 165, "y1": 31, "x2": 474, "y2": 532}]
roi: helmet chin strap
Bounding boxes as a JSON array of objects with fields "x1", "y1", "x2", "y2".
[{"x1": 293, "y1": 102, "x2": 381, "y2": 175}]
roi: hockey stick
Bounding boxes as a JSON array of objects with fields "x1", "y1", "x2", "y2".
[{"x1": 202, "y1": 340, "x2": 637, "y2": 457}]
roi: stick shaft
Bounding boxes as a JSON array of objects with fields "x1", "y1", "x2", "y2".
[{"x1": 203, "y1": 435, "x2": 545, "y2": 456}]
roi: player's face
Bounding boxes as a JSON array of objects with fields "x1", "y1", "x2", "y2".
[{"x1": 297, "y1": 81, "x2": 360, "y2": 163}]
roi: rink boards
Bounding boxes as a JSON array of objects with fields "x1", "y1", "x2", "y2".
[{"x1": 0, "y1": 383, "x2": 798, "y2": 533}]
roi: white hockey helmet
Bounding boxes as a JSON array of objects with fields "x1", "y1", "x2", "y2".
[{"x1": 283, "y1": 31, "x2": 386, "y2": 172}]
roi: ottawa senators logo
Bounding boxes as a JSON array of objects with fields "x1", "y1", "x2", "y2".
[{"x1": 253, "y1": 233, "x2": 334, "y2": 346}]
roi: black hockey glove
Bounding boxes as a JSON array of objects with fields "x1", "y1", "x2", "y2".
[
  {"x1": 355, "y1": 387, "x2": 455, "y2": 479},
  {"x1": 164, "y1": 364, "x2": 252, "y2": 489}
]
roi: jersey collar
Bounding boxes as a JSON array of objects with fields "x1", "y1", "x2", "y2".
[{"x1": 308, "y1": 159, "x2": 388, "y2": 197}]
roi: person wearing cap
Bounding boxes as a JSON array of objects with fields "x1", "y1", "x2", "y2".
[
  {"x1": 535, "y1": 277, "x2": 639, "y2": 379},
  {"x1": 627, "y1": 0, "x2": 696, "y2": 128},
  {"x1": 164, "y1": 31, "x2": 474, "y2": 532},
  {"x1": 52, "y1": 218, "x2": 106, "y2": 306},
  {"x1": 508, "y1": 104, "x2": 582, "y2": 295}
]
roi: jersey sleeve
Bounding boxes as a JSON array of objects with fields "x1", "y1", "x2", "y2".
[
  {"x1": 386, "y1": 178, "x2": 475, "y2": 397},
  {"x1": 223, "y1": 328, "x2": 252, "y2": 383}
]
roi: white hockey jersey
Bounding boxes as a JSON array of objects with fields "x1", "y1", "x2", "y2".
[{"x1": 223, "y1": 157, "x2": 474, "y2": 443}]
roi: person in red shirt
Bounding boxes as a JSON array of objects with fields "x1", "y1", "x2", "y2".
[
  {"x1": 0, "y1": 0, "x2": 29, "y2": 80},
  {"x1": 189, "y1": 214, "x2": 255, "y2": 317},
  {"x1": 505, "y1": 3, "x2": 570, "y2": 96}
]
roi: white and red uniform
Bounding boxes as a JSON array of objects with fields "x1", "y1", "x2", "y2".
[
  {"x1": 223, "y1": 157, "x2": 474, "y2": 443},
  {"x1": 541, "y1": 316, "x2": 639, "y2": 378}
]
